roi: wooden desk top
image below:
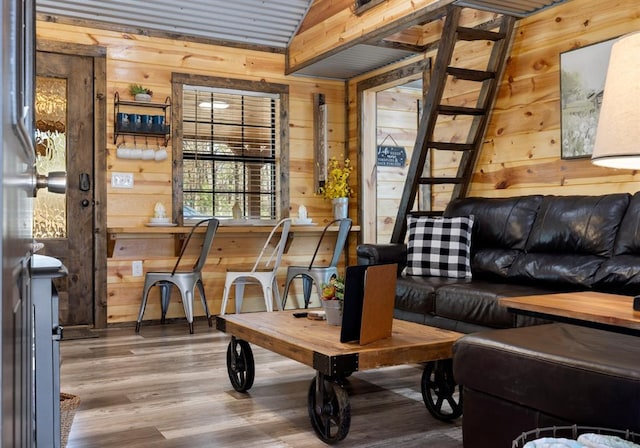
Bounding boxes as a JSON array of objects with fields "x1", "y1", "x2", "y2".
[
  {"x1": 107, "y1": 224, "x2": 360, "y2": 237},
  {"x1": 500, "y1": 291, "x2": 640, "y2": 333},
  {"x1": 216, "y1": 310, "x2": 461, "y2": 374}
]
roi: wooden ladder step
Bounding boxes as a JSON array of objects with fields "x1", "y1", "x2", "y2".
[
  {"x1": 389, "y1": 5, "x2": 516, "y2": 244},
  {"x1": 447, "y1": 67, "x2": 496, "y2": 81},
  {"x1": 456, "y1": 26, "x2": 506, "y2": 42},
  {"x1": 418, "y1": 177, "x2": 465, "y2": 185},
  {"x1": 438, "y1": 105, "x2": 486, "y2": 116},
  {"x1": 428, "y1": 142, "x2": 476, "y2": 151}
]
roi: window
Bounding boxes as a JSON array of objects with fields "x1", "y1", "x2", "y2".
[{"x1": 172, "y1": 74, "x2": 289, "y2": 223}]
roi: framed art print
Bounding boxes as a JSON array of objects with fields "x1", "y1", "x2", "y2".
[{"x1": 560, "y1": 38, "x2": 616, "y2": 159}]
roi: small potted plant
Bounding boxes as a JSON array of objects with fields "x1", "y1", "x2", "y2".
[
  {"x1": 129, "y1": 84, "x2": 153, "y2": 102},
  {"x1": 321, "y1": 276, "x2": 345, "y2": 325}
]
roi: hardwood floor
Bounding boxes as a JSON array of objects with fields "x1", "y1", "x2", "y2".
[{"x1": 60, "y1": 320, "x2": 463, "y2": 447}]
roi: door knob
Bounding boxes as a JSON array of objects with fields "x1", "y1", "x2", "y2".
[
  {"x1": 34, "y1": 171, "x2": 66, "y2": 196},
  {"x1": 81, "y1": 199, "x2": 90, "y2": 208}
]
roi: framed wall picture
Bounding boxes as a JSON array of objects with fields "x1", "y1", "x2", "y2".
[{"x1": 560, "y1": 38, "x2": 616, "y2": 159}]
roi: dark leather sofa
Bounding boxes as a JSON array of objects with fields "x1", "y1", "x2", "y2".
[{"x1": 357, "y1": 192, "x2": 640, "y2": 447}]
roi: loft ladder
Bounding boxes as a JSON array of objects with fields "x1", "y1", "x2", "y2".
[{"x1": 390, "y1": 5, "x2": 516, "y2": 243}]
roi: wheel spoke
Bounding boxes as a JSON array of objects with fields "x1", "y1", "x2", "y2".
[
  {"x1": 321, "y1": 414, "x2": 333, "y2": 439},
  {"x1": 226, "y1": 339, "x2": 255, "y2": 392},
  {"x1": 421, "y1": 360, "x2": 463, "y2": 421},
  {"x1": 308, "y1": 377, "x2": 351, "y2": 444}
]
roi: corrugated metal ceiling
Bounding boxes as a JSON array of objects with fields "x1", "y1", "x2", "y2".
[
  {"x1": 36, "y1": 0, "x2": 569, "y2": 79},
  {"x1": 454, "y1": 0, "x2": 567, "y2": 17},
  {"x1": 294, "y1": 44, "x2": 417, "y2": 80},
  {"x1": 36, "y1": 0, "x2": 313, "y2": 50}
]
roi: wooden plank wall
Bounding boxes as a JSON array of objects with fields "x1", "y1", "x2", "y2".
[
  {"x1": 35, "y1": 21, "x2": 349, "y2": 324},
  {"x1": 376, "y1": 87, "x2": 421, "y2": 243},
  {"x1": 347, "y1": 0, "x2": 640, "y2": 219},
  {"x1": 472, "y1": 0, "x2": 640, "y2": 198}
]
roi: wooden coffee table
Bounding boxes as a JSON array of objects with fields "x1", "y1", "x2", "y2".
[
  {"x1": 500, "y1": 291, "x2": 640, "y2": 336},
  {"x1": 216, "y1": 310, "x2": 463, "y2": 444}
]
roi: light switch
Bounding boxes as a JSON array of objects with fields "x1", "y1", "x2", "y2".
[
  {"x1": 111, "y1": 172, "x2": 134, "y2": 188},
  {"x1": 131, "y1": 261, "x2": 143, "y2": 277}
]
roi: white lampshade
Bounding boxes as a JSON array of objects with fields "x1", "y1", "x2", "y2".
[{"x1": 591, "y1": 32, "x2": 640, "y2": 169}]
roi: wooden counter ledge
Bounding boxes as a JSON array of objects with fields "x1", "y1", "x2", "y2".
[{"x1": 107, "y1": 224, "x2": 360, "y2": 258}]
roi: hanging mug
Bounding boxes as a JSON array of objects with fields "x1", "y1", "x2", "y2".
[
  {"x1": 152, "y1": 115, "x2": 165, "y2": 132},
  {"x1": 154, "y1": 148, "x2": 168, "y2": 161},
  {"x1": 129, "y1": 114, "x2": 141, "y2": 130},
  {"x1": 142, "y1": 148, "x2": 155, "y2": 160},
  {"x1": 116, "y1": 113, "x2": 129, "y2": 131},
  {"x1": 141, "y1": 114, "x2": 153, "y2": 130}
]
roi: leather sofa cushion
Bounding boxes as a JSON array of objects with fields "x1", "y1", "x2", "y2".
[
  {"x1": 510, "y1": 194, "x2": 630, "y2": 288},
  {"x1": 471, "y1": 249, "x2": 522, "y2": 278},
  {"x1": 444, "y1": 196, "x2": 542, "y2": 277},
  {"x1": 444, "y1": 195, "x2": 542, "y2": 250},
  {"x1": 613, "y1": 191, "x2": 640, "y2": 255},
  {"x1": 593, "y1": 254, "x2": 640, "y2": 295},
  {"x1": 525, "y1": 194, "x2": 629, "y2": 256},
  {"x1": 454, "y1": 324, "x2": 640, "y2": 431},
  {"x1": 595, "y1": 192, "x2": 640, "y2": 293},
  {"x1": 434, "y1": 281, "x2": 556, "y2": 328},
  {"x1": 395, "y1": 275, "x2": 463, "y2": 315},
  {"x1": 509, "y1": 253, "x2": 605, "y2": 288}
]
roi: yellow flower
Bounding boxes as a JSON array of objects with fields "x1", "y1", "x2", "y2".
[
  {"x1": 321, "y1": 276, "x2": 345, "y2": 301},
  {"x1": 319, "y1": 158, "x2": 353, "y2": 200}
]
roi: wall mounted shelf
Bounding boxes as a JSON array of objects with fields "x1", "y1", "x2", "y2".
[{"x1": 113, "y1": 92, "x2": 171, "y2": 146}]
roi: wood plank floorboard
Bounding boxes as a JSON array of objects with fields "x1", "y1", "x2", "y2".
[{"x1": 60, "y1": 320, "x2": 463, "y2": 447}]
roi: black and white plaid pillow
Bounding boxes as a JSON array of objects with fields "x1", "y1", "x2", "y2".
[{"x1": 406, "y1": 215, "x2": 474, "y2": 278}]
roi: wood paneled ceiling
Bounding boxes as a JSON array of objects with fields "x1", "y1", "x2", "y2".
[{"x1": 293, "y1": 0, "x2": 571, "y2": 79}]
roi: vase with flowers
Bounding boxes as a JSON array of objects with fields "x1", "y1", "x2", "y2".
[
  {"x1": 319, "y1": 157, "x2": 352, "y2": 220},
  {"x1": 320, "y1": 276, "x2": 345, "y2": 325}
]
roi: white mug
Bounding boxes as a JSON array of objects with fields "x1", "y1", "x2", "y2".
[
  {"x1": 155, "y1": 149, "x2": 168, "y2": 161},
  {"x1": 116, "y1": 147, "x2": 131, "y2": 158},
  {"x1": 142, "y1": 149, "x2": 155, "y2": 160}
]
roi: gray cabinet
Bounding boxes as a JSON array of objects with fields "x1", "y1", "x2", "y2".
[{"x1": 31, "y1": 254, "x2": 67, "y2": 448}]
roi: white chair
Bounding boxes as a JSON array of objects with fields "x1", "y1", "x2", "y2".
[
  {"x1": 220, "y1": 218, "x2": 292, "y2": 314},
  {"x1": 281, "y1": 218, "x2": 352, "y2": 309},
  {"x1": 135, "y1": 218, "x2": 219, "y2": 334}
]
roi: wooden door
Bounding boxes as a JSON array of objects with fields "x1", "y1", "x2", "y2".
[{"x1": 34, "y1": 51, "x2": 95, "y2": 326}]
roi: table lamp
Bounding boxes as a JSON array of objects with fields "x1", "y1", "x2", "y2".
[
  {"x1": 591, "y1": 31, "x2": 640, "y2": 169},
  {"x1": 590, "y1": 31, "x2": 640, "y2": 310}
]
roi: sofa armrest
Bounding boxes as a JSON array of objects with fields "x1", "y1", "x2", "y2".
[{"x1": 357, "y1": 243, "x2": 407, "y2": 275}]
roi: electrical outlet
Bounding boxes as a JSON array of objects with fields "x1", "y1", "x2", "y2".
[
  {"x1": 131, "y1": 260, "x2": 143, "y2": 277},
  {"x1": 112, "y1": 172, "x2": 134, "y2": 188}
]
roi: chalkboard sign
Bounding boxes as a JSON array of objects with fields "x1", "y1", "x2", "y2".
[{"x1": 377, "y1": 145, "x2": 406, "y2": 167}]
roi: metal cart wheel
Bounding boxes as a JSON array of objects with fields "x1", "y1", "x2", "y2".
[
  {"x1": 226, "y1": 337, "x2": 255, "y2": 392},
  {"x1": 421, "y1": 359, "x2": 463, "y2": 421},
  {"x1": 307, "y1": 374, "x2": 351, "y2": 444}
]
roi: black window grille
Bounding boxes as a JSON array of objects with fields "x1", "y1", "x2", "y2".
[{"x1": 182, "y1": 86, "x2": 279, "y2": 220}]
